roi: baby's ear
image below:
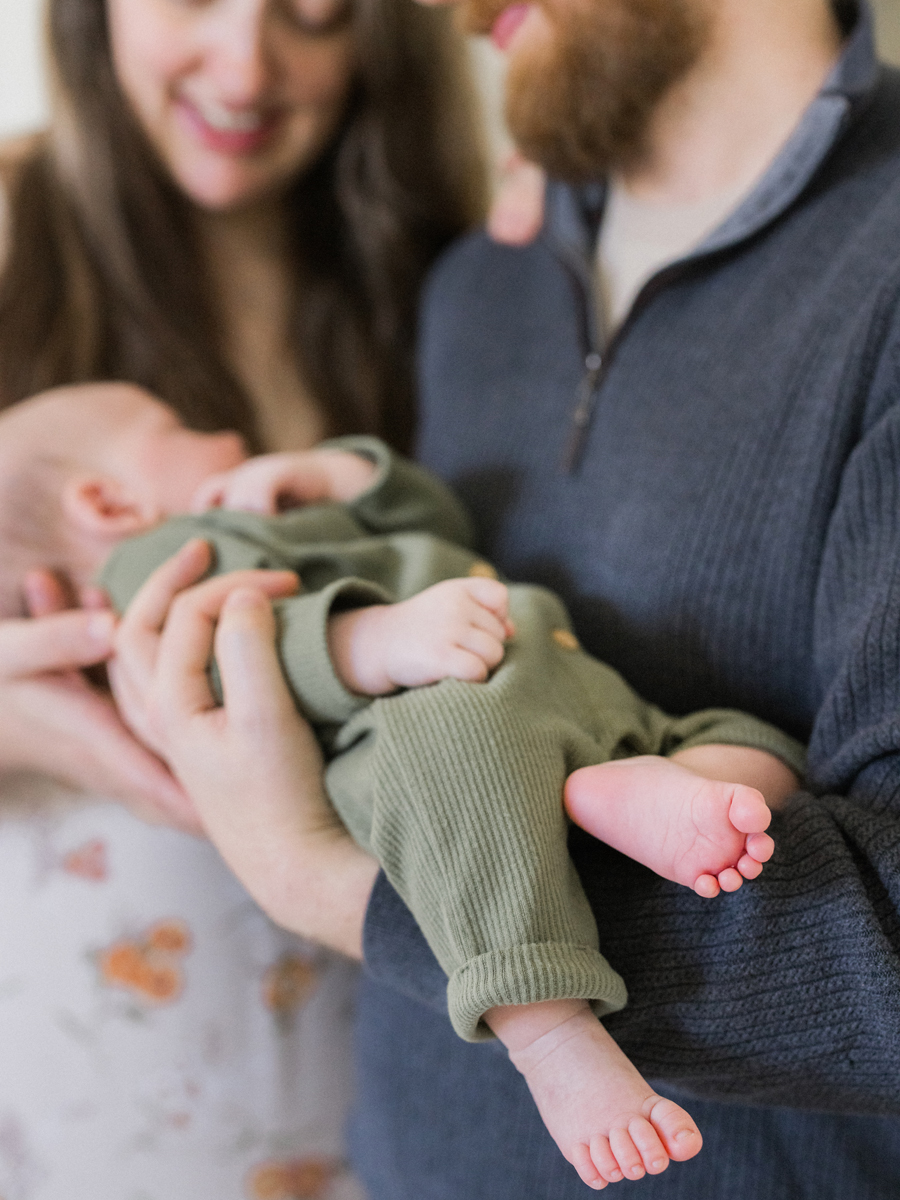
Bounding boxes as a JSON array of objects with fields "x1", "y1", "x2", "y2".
[{"x1": 62, "y1": 474, "x2": 159, "y2": 540}]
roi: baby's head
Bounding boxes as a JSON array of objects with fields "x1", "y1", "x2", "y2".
[{"x1": 0, "y1": 383, "x2": 246, "y2": 615}]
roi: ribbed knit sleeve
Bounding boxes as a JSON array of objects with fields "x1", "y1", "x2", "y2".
[{"x1": 364, "y1": 387, "x2": 900, "y2": 1116}]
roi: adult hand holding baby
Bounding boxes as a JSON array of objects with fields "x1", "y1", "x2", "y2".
[
  {"x1": 111, "y1": 539, "x2": 378, "y2": 959},
  {"x1": 0, "y1": 568, "x2": 198, "y2": 831}
]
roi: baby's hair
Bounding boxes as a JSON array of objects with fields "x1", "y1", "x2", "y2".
[{"x1": 0, "y1": 453, "x2": 71, "y2": 617}]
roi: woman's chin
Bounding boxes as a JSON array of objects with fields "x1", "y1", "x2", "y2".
[{"x1": 173, "y1": 166, "x2": 282, "y2": 215}]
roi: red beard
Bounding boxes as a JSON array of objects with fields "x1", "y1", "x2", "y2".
[{"x1": 466, "y1": 0, "x2": 709, "y2": 182}]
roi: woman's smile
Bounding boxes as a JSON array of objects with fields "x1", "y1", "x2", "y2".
[{"x1": 175, "y1": 93, "x2": 283, "y2": 157}]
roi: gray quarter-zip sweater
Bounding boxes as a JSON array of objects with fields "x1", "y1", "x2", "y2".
[{"x1": 350, "y1": 3, "x2": 900, "y2": 1197}]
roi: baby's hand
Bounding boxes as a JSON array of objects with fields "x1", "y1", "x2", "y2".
[
  {"x1": 191, "y1": 449, "x2": 377, "y2": 515},
  {"x1": 328, "y1": 577, "x2": 513, "y2": 696}
]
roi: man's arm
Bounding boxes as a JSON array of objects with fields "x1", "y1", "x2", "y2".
[{"x1": 363, "y1": 399, "x2": 900, "y2": 1116}]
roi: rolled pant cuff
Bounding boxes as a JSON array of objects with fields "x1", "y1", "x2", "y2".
[{"x1": 447, "y1": 942, "x2": 628, "y2": 1042}]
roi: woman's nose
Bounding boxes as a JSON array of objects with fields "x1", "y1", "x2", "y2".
[{"x1": 197, "y1": 0, "x2": 276, "y2": 104}]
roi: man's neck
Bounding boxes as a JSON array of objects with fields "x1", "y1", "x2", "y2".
[{"x1": 621, "y1": 0, "x2": 845, "y2": 204}]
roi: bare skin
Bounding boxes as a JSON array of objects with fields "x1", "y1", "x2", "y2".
[
  {"x1": 328, "y1": 577, "x2": 513, "y2": 694},
  {"x1": 566, "y1": 756, "x2": 776, "y2": 899},
  {"x1": 488, "y1": 999, "x2": 701, "y2": 1189},
  {"x1": 0, "y1": 569, "x2": 196, "y2": 829},
  {"x1": 177, "y1": 447, "x2": 799, "y2": 1185},
  {"x1": 111, "y1": 542, "x2": 378, "y2": 959},
  {"x1": 0, "y1": 399, "x2": 794, "y2": 1183},
  {"x1": 325, "y1": 592, "x2": 783, "y2": 1186}
]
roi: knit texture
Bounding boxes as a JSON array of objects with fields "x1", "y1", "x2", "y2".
[
  {"x1": 355, "y1": 20, "x2": 900, "y2": 1200},
  {"x1": 100, "y1": 445, "x2": 800, "y2": 1041}
]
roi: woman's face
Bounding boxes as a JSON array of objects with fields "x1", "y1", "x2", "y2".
[{"x1": 106, "y1": 0, "x2": 357, "y2": 212}]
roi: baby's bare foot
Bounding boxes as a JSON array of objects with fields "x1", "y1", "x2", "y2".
[
  {"x1": 489, "y1": 1000, "x2": 702, "y2": 1189},
  {"x1": 565, "y1": 756, "x2": 774, "y2": 898}
]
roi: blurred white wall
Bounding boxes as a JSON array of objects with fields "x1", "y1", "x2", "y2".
[
  {"x1": 0, "y1": 0, "x2": 46, "y2": 140},
  {"x1": 0, "y1": 1, "x2": 899, "y2": 145}
]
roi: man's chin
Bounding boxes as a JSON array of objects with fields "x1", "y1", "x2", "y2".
[{"x1": 502, "y1": 0, "x2": 710, "y2": 185}]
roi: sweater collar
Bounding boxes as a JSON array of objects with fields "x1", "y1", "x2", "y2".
[{"x1": 543, "y1": 0, "x2": 881, "y2": 282}]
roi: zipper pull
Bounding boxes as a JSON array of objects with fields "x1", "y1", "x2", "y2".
[{"x1": 563, "y1": 351, "x2": 603, "y2": 472}]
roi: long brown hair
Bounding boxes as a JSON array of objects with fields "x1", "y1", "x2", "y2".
[{"x1": 0, "y1": 0, "x2": 486, "y2": 451}]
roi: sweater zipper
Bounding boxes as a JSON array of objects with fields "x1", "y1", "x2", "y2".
[
  {"x1": 562, "y1": 258, "x2": 701, "y2": 474},
  {"x1": 563, "y1": 350, "x2": 604, "y2": 472}
]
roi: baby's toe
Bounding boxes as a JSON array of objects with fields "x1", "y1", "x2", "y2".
[
  {"x1": 718, "y1": 867, "x2": 744, "y2": 892},
  {"x1": 628, "y1": 1116, "x2": 670, "y2": 1175},
  {"x1": 608, "y1": 1126, "x2": 646, "y2": 1180},
  {"x1": 646, "y1": 1096, "x2": 704, "y2": 1162},
  {"x1": 694, "y1": 873, "x2": 720, "y2": 898},
  {"x1": 729, "y1": 785, "x2": 772, "y2": 834},
  {"x1": 589, "y1": 1135, "x2": 623, "y2": 1184},
  {"x1": 570, "y1": 1142, "x2": 607, "y2": 1189},
  {"x1": 737, "y1": 853, "x2": 763, "y2": 880},
  {"x1": 746, "y1": 831, "x2": 775, "y2": 863}
]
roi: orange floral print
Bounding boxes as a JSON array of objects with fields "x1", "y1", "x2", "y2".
[
  {"x1": 146, "y1": 919, "x2": 192, "y2": 955},
  {"x1": 262, "y1": 955, "x2": 319, "y2": 1020},
  {"x1": 97, "y1": 918, "x2": 192, "y2": 1005},
  {"x1": 61, "y1": 838, "x2": 108, "y2": 881},
  {"x1": 247, "y1": 1157, "x2": 338, "y2": 1199}
]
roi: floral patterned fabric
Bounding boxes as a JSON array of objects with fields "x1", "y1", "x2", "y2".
[{"x1": 0, "y1": 781, "x2": 366, "y2": 1200}]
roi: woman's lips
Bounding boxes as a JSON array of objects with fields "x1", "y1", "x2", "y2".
[
  {"x1": 176, "y1": 97, "x2": 280, "y2": 156},
  {"x1": 491, "y1": 3, "x2": 531, "y2": 50}
]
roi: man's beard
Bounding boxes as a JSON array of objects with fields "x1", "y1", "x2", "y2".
[{"x1": 468, "y1": 0, "x2": 710, "y2": 183}]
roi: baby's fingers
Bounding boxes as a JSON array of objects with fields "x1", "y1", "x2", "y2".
[
  {"x1": 463, "y1": 577, "x2": 510, "y2": 618},
  {"x1": 191, "y1": 473, "x2": 229, "y2": 512},
  {"x1": 463, "y1": 584, "x2": 513, "y2": 644},
  {"x1": 456, "y1": 626, "x2": 506, "y2": 672},
  {"x1": 440, "y1": 646, "x2": 497, "y2": 683}
]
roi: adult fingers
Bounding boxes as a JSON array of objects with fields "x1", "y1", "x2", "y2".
[
  {"x1": 73, "y1": 709, "x2": 201, "y2": 833},
  {"x1": 155, "y1": 574, "x2": 298, "y2": 720},
  {"x1": 113, "y1": 540, "x2": 215, "y2": 735},
  {"x1": 213, "y1": 587, "x2": 296, "y2": 724},
  {"x1": 121, "y1": 539, "x2": 213, "y2": 642},
  {"x1": 154, "y1": 578, "x2": 229, "y2": 720},
  {"x1": 6, "y1": 668, "x2": 200, "y2": 832},
  {"x1": 22, "y1": 569, "x2": 73, "y2": 617},
  {"x1": 212, "y1": 587, "x2": 327, "y2": 804},
  {"x1": 79, "y1": 584, "x2": 113, "y2": 611},
  {"x1": 487, "y1": 152, "x2": 546, "y2": 246},
  {"x1": 0, "y1": 608, "x2": 116, "y2": 677}
]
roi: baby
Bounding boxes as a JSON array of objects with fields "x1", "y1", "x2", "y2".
[{"x1": 0, "y1": 384, "x2": 804, "y2": 1190}]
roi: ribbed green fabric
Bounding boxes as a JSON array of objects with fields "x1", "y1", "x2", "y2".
[
  {"x1": 328, "y1": 583, "x2": 803, "y2": 1038},
  {"x1": 100, "y1": 438, "x2": 806, "y2": 1041}
]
